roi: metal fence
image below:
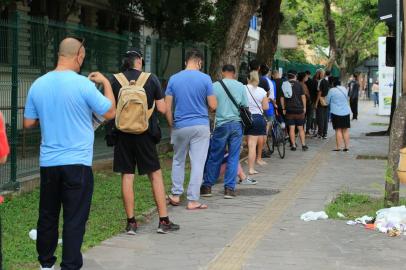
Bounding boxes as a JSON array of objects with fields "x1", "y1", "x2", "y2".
[
  {"x1": 0, "y1": 11, "x2": 335, "y2": 191},
  {"x1": 0, "y1": 11, "x2": 209, "y2": 191},
  {"x1": 273, "y1": 59, "x2": 340, "y2": 76}
]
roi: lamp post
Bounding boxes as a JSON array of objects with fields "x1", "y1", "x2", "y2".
[{"x1": 395, "y1": 0, "x2": 402, "y2": 101}]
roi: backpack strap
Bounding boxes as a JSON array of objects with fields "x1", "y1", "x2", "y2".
[
  {"x1": 136, "y1": 72, "x2": 154, "y2": 119},
  {"x1": 136, "y1": 72, "x2": 151, "y2": 87},
  {"x1": 113, "y1": 73, "x2": 129, "y2": 87}
]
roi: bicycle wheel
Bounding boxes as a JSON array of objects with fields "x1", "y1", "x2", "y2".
[
  {"x1": 275, "y1": 125, "x2": 286, "y2": 159},
  {"x1": 266, "y1": 131, "x2": 274, "y2": 154}
]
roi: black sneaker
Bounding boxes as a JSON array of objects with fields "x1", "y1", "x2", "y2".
[
  {"x1": 125, "y1": 222, "x2": 138, "y2": 235},
  {"x1": 224, "y1": 188, "x2": 236, "y2": 199},
  {"x1": 200, "y1": 185, "x2": 212, "y2": 197},
  {"x1": 157, "y1": 220, "x2": 180, "y2": 234},
  {"x1": 290, "y1": 145, "x2": 297, "y2": 151},
  {"x1": 322, "y1": 136, "x2": 328, "y2": 139},
  {"x1": 302, "y1": 145, "x2": 309, "y2": 151}
]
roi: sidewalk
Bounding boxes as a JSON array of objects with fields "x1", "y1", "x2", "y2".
[{"x1": 83, "y1": 101, "x2": 406, "y2": 270}]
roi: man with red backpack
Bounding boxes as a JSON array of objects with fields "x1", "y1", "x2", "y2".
[{"x1": 110, "y1": 49, "x2": 179, "y2": 235}]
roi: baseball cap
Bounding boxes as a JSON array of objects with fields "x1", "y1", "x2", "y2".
[{"x1": 125, "y1": 48, "x2": 143, "y2": 58}]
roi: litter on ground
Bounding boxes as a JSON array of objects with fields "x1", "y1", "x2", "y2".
[
  {"x1": 345, "y1": 205, "x2": 406, "y2": 237},
  {"x1": 29, "y1": 229, "x2": 62, "y2": 244},
  {"x1": 300, "y1": 211, "x2": 328, "y2": 222}
]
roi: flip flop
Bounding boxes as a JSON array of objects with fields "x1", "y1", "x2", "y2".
[
  {"x1": 186, "y1": 203, "x2": 208, "y2": 210},
  {"x1": 248, "y1": 170, "x2": 259, "y2": 175},
  {"x1": 166, "y1": 195, "x2": 180, "y2": 206},
  {"x1": 332, "y1": 149, "x2": 341, "y2": 152}
]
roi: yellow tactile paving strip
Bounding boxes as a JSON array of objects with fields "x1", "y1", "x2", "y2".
[{"x1": 207, "y1": 139, "x2": 333, "y2": 270}]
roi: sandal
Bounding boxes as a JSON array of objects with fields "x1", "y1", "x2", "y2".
[
  {"x1": 186, "y1": 203, "x2": 208, "y2": 210},
  {"x1": 166, "y1": 195, "x2": 180, "y2": 206}
]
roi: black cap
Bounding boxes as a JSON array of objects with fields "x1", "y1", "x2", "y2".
[{"x1": 125, "y1": 48, "x2": 143, "y2": 58}]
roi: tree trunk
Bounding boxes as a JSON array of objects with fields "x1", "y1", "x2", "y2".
[
  {"x1": 256, "y1": 0, "x2": 282, "y2": 68},
  {"x1": 385, "y1": 0, "x2": 406, "y2": 206},
  {"x1": 209, "y1": 0, "x2": 260, "y2": 81},
  {"x1": 323, "y1": 0, "x2": 337, "y2": 70},
  {"x1": 385, "y1": 96, "x2": 406, "y2": 206}
]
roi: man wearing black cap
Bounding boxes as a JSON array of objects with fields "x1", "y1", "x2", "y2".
[{"x1": 110, "y1": 48, "x2": 179, "y2": 234}]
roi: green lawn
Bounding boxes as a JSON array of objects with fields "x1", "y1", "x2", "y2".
[
  {"x1": 325, "y1": 192, "x2": 406, "y2": 220},
  {"x1": 1, "y1": 163, "x2": 181, "y2": 270}
]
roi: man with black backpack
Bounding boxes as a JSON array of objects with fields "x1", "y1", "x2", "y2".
[
  {"x1": 201, "y1": 64, "x2": 250, "y2": 199},
  {"x1": 110, "y1": 49, "x2": 179, "y2": 234}
]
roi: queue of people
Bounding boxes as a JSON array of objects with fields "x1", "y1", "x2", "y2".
[{"x1": 2, "y1": 36, "x2": 357, "y2": 270}]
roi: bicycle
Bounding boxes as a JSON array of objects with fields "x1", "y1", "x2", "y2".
[{"x1": 266, "y1": 114, "x2": 286, "y2": 159}]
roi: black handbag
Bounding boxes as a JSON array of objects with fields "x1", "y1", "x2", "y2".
[{"x1": 219, "y1": 80, "x2": 253, "y2": 128}]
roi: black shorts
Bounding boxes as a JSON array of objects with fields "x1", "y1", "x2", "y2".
[
  {"x1": 285, "y1": 118, "x2": 305, "y2": 126},
  {"x1": 331, "y1": 114, "x2": 350, "y2": 129},
  {"x1": 113, "y1": 132, "x2": 161, "y2": 175}
]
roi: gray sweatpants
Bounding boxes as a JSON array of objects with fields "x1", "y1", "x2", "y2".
[{"x1": 171, "y1": 125, "x2": 210, "y2": 201}]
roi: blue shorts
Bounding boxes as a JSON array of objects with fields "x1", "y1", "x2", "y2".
[{"x1": 245, "y1": 114, "x2": 267, "y2": 136}]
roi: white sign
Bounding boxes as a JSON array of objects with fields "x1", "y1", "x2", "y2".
[
  {"x1": 378, "y1": 37, "x2": 394, "y2": 116},
  {"x1": 278, "y1": 35, "x2": 298, "y2": 49}
]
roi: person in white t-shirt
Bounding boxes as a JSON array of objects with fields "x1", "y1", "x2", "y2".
[{"x1": 245, "y1": 71, "x2": 269, "y2": 175}]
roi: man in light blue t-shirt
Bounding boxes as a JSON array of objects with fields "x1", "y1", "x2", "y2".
[
  {"x1": 202, "y1": 64, "x2": 253, "y2": 198},
  {"x1": 165, "y1": 48, "x2": 217, "y2": 210},
  {"x1": 24, "y1": 37, "x2": 115, "y2": 270}
]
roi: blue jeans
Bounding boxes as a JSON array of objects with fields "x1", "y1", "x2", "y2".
[{"x1": 202, "y1": 121, "x2": 243, "y2": 191}]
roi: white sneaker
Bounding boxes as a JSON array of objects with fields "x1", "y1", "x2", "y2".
[
  {"x1": 40, "y1": 266, "x2": 55, "y2": 270},
  {"x1": 239, "y1": 178, "x2": 257, "y2": 185}
]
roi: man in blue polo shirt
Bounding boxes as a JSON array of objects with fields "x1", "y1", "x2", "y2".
[
  {"x1": 165, "y1": 48, "x2": 217, "y2": 210},
  {"x1": 24, "y1": 37, "x2": 115, "y2": 270}
]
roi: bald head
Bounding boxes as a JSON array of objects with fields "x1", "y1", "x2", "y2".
[
  {"x1": 55, "y1": 37, "x2": 85, "y2": 72},
  {"x1": 58, "y1": 38, "x2": 84, "y2": 58}
]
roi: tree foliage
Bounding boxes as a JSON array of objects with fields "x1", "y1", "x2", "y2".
[
  {"x1": 282, "y1": 0, "x2": 387, "y2": 74},
  {"x1": 127, "y1": 0, "x2": 215, "y2": 43}
]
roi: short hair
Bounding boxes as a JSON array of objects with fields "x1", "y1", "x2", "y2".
[
  {"x1": 325, "y1": 70, "x2": 331, "y2": 76},
  {"x1": 249, "y1": 59, "x2": 260, "y2": 71},
  {"x1": 120, "y1": 55, "x2": 138, "y2": 72},
  {"x1": 297, "y1": 72, "x2": 306, "y2": 82},
  {"x1": 287, "y1": 69, "x2": 297, "y2": 80},
  {"x1": 222, "y1": 64, "x2": 236, "y2": 73},
  {"x1": 185, "y1": 48, "x2": 204, "y2": 62},
  {"x1": 248, "y1": 70, "x2": 259, "y2": 86},
  {"x1": 353, "y1": 73, "x2": 358, "y2": 79},
  {"x1": 332, "y1": 77, "x2": 341, "y2": 87},
  {"x1": 259, "y1": 64, "x2": 270, "y2": 76},
  {"x1": 305, "y1": 70, "x2": 311, "y2": 75}
]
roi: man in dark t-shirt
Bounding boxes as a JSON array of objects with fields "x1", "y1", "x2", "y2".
[
  {"x1": 315, "y1": 70, "x2": 331, "y2": 138},
  {"x1": 110, "y1": 49, "x2": 179, "y2": 235},
  {"x1": 280, "y1": 70, "x2": 308, "y2": 151},
  {"x1": 348, "y1": 73, "x2": 360, "y2": 120}
]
